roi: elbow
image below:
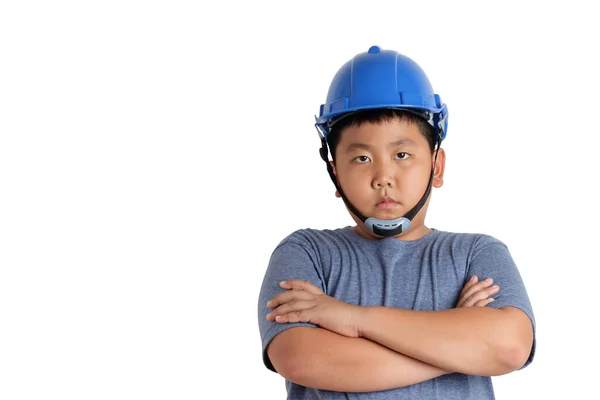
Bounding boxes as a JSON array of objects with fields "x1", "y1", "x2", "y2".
[
  {"x1": 494, "y1": 340, "x2": 532, "y2": 375},
  {"x1": 492, "y1": 307, "x2": 534, "y2": 374},
  {"x1": 272, "y1": 352, "x2": 308, "y2": 382},
  {"x1": 267, "y1": 336, "x2": 314, "y2": 384},
  {"x1": 282, "y1": 357, "x2": 312, "y2": 384}
]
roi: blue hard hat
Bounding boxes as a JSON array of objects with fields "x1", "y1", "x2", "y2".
[{"x1": 315, "y1": 45, "x2": 448, "y2": 141}]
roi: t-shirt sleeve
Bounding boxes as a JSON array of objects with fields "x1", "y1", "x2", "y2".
[
  {"x1": 257, "y1": 232, "x2": 325, "y2": 372},
  {"x1": 466, "y1": 235, "x2": 536, "y2": 369}
]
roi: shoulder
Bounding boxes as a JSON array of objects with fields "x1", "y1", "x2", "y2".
[
  {"x1": 275, "y1": 227, "x2": 352, "y2": 250},
  {"x1": 432, "y1": 229, "x2": 508, "y2": 254}
]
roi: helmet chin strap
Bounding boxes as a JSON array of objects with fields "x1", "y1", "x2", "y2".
[{"x1": 319, "y1": 135, "x2": 442, "y2": 238}]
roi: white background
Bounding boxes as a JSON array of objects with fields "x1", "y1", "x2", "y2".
[{"x1": 1, "y1": 1, "x2": 598, "y2": 399}]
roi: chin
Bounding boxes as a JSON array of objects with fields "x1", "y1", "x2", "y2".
[{"x1": 371, "y1": 210, "x2": 405, "y2": 220}]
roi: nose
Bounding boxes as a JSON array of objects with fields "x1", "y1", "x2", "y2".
[{"x1": 371, "y1": 161, "x2": 396, "y2": 189}]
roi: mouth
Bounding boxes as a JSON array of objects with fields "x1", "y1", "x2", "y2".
[{"x1": 376, "y1": 196, "x2": 399, "y2": 210}]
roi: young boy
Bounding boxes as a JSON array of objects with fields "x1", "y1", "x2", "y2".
[{"x1": 257, "y1": 45, "x2": 535, "y2": 399}]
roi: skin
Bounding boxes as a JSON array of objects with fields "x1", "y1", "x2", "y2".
[
  {"x1": 265, "y1": 118, "x2": 533, "y2": 389},
  {"x1": 331, "y1": 118, "x2": 444, "y2": 241},
  {"x1": 267, "y1": 279, "x2": 532, "y2": 375},
  {"x1": 266, "y1": 276, "x2": 498, "y2": 392}
]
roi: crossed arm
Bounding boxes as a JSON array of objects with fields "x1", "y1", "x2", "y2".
[
  {"x1": 265, "y1": 278, "x2": 534, "y2": 392},
  {"x1": 268, "y1": 327, "x2": 447, "y2": 393}
]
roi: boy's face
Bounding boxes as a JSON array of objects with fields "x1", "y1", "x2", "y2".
[{"x1": 332, "y1": 118, "x2": 445, "y2": 240}]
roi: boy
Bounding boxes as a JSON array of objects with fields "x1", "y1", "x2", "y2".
[{"x1": 257, "y1": 45, "x2": 535, "y2": 399}]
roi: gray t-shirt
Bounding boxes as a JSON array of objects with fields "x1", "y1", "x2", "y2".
[{"x1": 257, "y1": 227, "x2": 536, "y2": 399}]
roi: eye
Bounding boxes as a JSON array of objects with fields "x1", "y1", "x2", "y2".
[
  {"x1": 353, "y1": 155, "x2": 371, "y2": 164},
  {"x1": 394, "y1": 152, "x2": 410, "y2": 160}
]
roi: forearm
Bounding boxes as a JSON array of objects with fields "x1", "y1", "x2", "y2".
[
  {"x1": 357, "y1": 306, "x2": 533, "y2": 376},
  {"x1": 268, "y1": 327, "x2": 448, "y2": 392}
]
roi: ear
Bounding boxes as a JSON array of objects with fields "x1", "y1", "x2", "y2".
[
  {"x1": 329, "y1": 161, "x2": 341, "y2": 198},
  {"x1": 432, "y1": 148, "x2": 446, "y2": 188}
]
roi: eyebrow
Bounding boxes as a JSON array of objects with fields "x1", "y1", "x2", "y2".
[{"x1": 344, "y1": 138, "x2": 418, "y2": 152}]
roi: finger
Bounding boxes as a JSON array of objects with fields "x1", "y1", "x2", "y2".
[
  {"x1": 280, "y1": 280, "x2": 324, "y2": 295},
  {"x1": 459, "y1": 276, "x2": 478, "y2": 298},
  {"x1": 460, "y1": 286, "x2": 498, "y2": 307},
  {"x1": 276, "y1": 309, "x2": 312, "y2": 324},
  {"x1": 457, "y1": 278, "x2": 494, "y2": 307},
  {"x1": 462, "y1": 278, "x2": 493, "y2": 300},
  {"x1": 266, "y1": 300, "x2": 314, "y2": 321},
  {"x1": 459, "y1": 285, "x2": 500, "y2": 307},
  {"x1": 474, "y1": 298, "x2": 495, "y2": 307},
  {"x1": 267, "y1": 290, "x2": 314, "y2": 309}
]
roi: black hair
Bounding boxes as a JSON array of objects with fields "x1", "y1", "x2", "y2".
[{"x1": 326, "y1": 109, "x2": 437, "y2": 162}]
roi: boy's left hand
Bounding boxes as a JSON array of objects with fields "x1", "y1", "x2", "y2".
[{"x1": 266, "y1": 280, "x2": 360, "y2": 338}]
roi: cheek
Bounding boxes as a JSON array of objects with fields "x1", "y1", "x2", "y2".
[
  {"x1": 338, "y1": 168, "x2": 369, "y2": 190},
  {"x1": 401, "y1": 166, "x2": 431, "y2": 191}
]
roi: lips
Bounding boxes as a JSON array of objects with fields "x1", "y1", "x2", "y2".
[
  {"x1": 376, "y1": 196, "x2": 397, "y2": 205},
  {"x1": 376, "y1": 196, "x2": 399, "y2": 209}
]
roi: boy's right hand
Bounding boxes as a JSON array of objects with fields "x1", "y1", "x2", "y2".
[{"x1": 456, "y1": 276, "x2": 499, "y2": 308}]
